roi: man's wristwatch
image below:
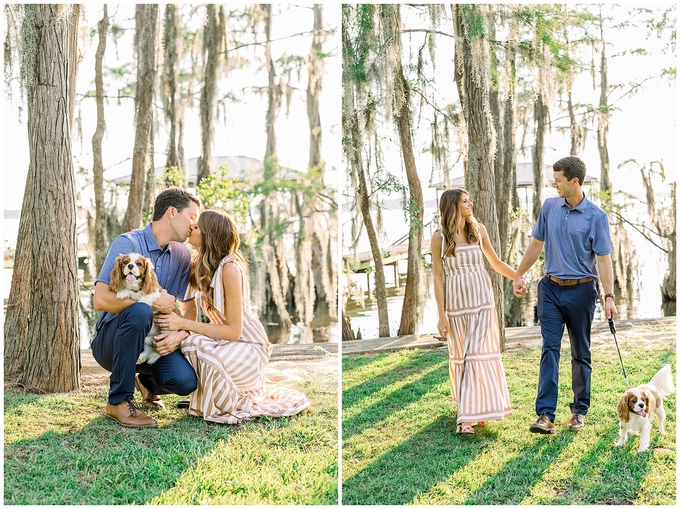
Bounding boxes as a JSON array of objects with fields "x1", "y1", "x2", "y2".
[{"x1": 604, "y1": 293, "x2": 615, "y2": 301}]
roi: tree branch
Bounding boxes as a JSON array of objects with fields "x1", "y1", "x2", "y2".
[
  {"x1": 610, "y1": 209, "x2": 669, "y2": 253},
  {"x1": 401, "y1": 28, "x2": 453, "y2": 38},
  {"x1": 410, "y1": 86, "x2": 456, "y2": 124}
]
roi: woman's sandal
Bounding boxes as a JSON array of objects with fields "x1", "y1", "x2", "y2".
[{"x1": 456, "y1": 423, "x2": 475, "y2": 434}]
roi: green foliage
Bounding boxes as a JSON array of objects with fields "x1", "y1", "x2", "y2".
[
  {"x1": 106, "y1": 64, "x2": 134, "y2": 78},
  {"x1": 343, "y1": 4, "x2": 375, "y2": 84},
  {"x1": 460, "y1": 5, "x2": 486, "y2": 39},
  {"x1": 252, "y1": 157, "x2": 314, "y2": 197},
  {"x1": 162, "y1": 166, "x2": 186, "y2": 188},
  {"x1": 276, "y1": 54, "x2": 304, "y2": 69},
  {"x1": 196, "y1": 164, "x2": 249, "y2": 226}
]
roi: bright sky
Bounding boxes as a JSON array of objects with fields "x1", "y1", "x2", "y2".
[
  {"x1": 2, "y1": 3, "x2": 341, "y2": 211},
  {"x1": 342, "y1": 3, "x2": 677, "y2": 253}
]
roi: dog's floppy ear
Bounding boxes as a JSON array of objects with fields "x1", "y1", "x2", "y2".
[
  {"x1": 617, "y1": 393, "x2": 631, "y2": 423},
  {"x1": 109, "y1": 254, "x2": 126, "y2": 293},
  {"x1": 641, "y1": 388, "x2": 657, "y2": 414},
  {"x1": 141, "y1": 258, "x2": 159, "y2": 295}
]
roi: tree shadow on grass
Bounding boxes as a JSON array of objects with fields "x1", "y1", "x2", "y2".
[
  {"x1": 341, "y1": 353, "x2": 388, "y2": 375},
  {"x1": 342, "y1": 362, "x2": 449, "y2": 441},
  {"x1": 553, "y1": 429, "x2": 659, "y2": 505},
  {"x1": 4, "y1": 414, "x2": 225, "y2": 505},
  {"x1": 342, "y1": 351, "x2": 445, "y2": 412},
  {"x1": 343, "y1": 414, "x2": 493, "y2": 505},
  {"x1": 464, "y1": 430, "x2": 578, "y2": 505}
]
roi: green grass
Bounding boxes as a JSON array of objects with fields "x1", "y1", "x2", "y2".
[
  {"x1": 342, "y1": 335, "x2": 676, "y2": 505},
  {"x1": 4, "y1": 365, "x2": 338, "y2": 505}
]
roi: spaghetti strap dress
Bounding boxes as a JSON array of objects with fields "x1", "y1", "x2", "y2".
[
  {"x1": 181, "y1": 254, "x2": 310, "y2": 424},
  {"x1": 439, "y1": 230, "x2": 512, "y2": 424}
]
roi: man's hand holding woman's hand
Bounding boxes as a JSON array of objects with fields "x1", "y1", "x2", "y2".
[
  {"x1": 152, "y1": 289, "x2": 177, "y2": 314},
  {"x1": 152, "y1": 330, "x2": 186, "y2": 356},
  {"x1": 152, "y1": 312, "x2": 190, "y2": 357},
  {"x1": 513, "y1": 273, "x2": 528, "y2": 298},
  {"x1": 156, "y1": 312, "x2": 185, "y2": 331}
]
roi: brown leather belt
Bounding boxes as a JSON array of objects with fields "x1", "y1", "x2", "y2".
[{"x1": 547, "y1": 275, "x2": 596, "y2": 286}]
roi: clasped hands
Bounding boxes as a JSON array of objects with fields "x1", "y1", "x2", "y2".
[
  {"x1": 151, "y1": 311, "x2": 187, "y2": 357},
  {"x1": 513, "y1": 274, "x2": 528, "y2": 298}
]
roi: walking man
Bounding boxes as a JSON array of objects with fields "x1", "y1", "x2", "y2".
[{"x1": 513, "y1": 156, "x2": 617, "y2": 434}]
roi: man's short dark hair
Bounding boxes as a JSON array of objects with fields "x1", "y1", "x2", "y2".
[
  {"x1": 152, "y1": 187, "x2": 201, "y2": 221},
  {"x1": 553, "y1": 156, "x2": 587, "y2": 186}
]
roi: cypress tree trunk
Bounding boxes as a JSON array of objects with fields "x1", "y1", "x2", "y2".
[
  {"x1": 597, "y1": 16, "x2": 633, "y2": 299},
  {"x1": 342, "y1": 5, "x2": 390, "y2": 337},
  {"x1": 378, "y1": 5, "x2": 424, "y2": 337},
  {"x1": 531, "y1": 93, "x2": 547, "y2": 223},
  {"x1": 500, "y1": 16, "x2": 525, "y2": 328},
  {"x1": 197, "y1": 5, "x2": 224, "y2": 184},
  {"x1": 5, "y1": 4, "x2": 81, "y2": 392},
  {"x1": 125, "y1": 4, "x2": 158, "y2": 231},
  {"x1": 597, "y1": 29, "x2": 612, "y2": 200},
  {"x1": 453, "y1": 4, "x2": 506, "y2": 348},
  {"x1": 163, "y1": 4, "x2": 181, "y2": 171},
  {"x1": 260, "y1": 4, "x2": 292, "y2": 328},
  {"x1": 307, "y1": 4, "x2": 325, "y2": 173},
  {"x1": 92, "y1": 5, "x2": 109, "y2": 274}
]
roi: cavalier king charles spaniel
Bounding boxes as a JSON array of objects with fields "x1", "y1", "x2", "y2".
[
  {"x1": 616, "y1": 365, "x2": 675, "y2": 452},
  {"x1": 109, "y1": 253, "x2": 162, "y2": 365}
]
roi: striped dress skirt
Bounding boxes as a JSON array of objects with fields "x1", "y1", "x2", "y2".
[
  {"x1": 180, "y1": 257, "x2": 310, "y2": 425},
  {"x1": 442, "y1": 238, "x2": 512, "y2": 424}
]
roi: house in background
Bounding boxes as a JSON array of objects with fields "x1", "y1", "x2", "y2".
[
  {"x1": 447, "y1": 162, "x2": 599, "y2": 210},
  {"x1": 109, "y1": 155, "x2": 291, "y2": 186}
]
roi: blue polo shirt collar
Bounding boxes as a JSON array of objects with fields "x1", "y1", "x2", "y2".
[
  {"x1": 142, "y1": 223, "x2": 171, "y2": 254},
  {"x1": 560, "y1": 193, "x2": 590, "y2": 212}
]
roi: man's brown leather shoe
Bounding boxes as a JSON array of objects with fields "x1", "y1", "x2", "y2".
[
  {"x1": 135, "y1": 374, "x2": 165, "y2": 410},
  {"x1": 529, "y1": 413, "x2": 556, "y2": 434},
  {"x1": 567, "y1": 413, "x2": 585, "y2": 430},
  {"x1": 105, "y1": 399, "x2": 158, "y2": 428}
]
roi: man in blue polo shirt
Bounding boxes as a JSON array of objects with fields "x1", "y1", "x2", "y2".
[
  {"x1": 92, "y1": 187, "x2": 201, "y2": 428},
  {"x1": 513, "y1": 156, "x2": 618, "y2": 434}
]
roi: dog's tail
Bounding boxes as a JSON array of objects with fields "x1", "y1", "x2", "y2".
[{"x1": 648, "y1": 365, "x2": 675, "y2": 397}]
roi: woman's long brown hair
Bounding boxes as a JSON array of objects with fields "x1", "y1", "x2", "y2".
[
  {"x1": 189, "y1": 209, "x2": 246, "y2": 312},
  {"x1": 439, "y1": 187, "x2": 479, "y2": 257}
]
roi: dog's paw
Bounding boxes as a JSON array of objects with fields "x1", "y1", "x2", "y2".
[
  {"x1": 137, "y1": 349, "x2": 150, "y2": 364},
  {"x1": 146, "y1": 352, "x2": 161, "y2": 365}
]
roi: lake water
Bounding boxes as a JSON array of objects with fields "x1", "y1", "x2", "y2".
[
  {"x1": 2, "y1": 269, "x2": 336, "y2": 349},
  {"x1": 344, "y1": 227, "x2": 675, "y2": 340}
]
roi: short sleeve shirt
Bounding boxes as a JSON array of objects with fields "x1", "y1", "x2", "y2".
[
  {"x1": 532, "y1": 195, "x2": 612, "y2": 279},
  {"x1": 95, "y1": 224, "x2": 193, "y2": 329}
]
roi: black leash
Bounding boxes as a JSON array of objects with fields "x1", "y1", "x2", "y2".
[{"x1": 608, "y1": 317, "x2": 631, "y2": 389}]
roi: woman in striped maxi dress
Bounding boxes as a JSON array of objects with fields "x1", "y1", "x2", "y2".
[
  {"x1": 158, "y1": 209, "x2": 310, "y2": 424},
  {"x1": 431, "y1": 188, "x2": 514, "y2": 434}
]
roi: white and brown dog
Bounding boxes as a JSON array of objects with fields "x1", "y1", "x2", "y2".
[
  {"x1": 615, "y1": 365, "x2": 675, "y2": 452},
  {"x1": 109, "y1": 253, "x2": 162, "y2": 365}
]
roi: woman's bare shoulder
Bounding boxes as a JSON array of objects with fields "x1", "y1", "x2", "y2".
[{"x1": 221, "y1": 260, "x2": 241, "y2": 280}]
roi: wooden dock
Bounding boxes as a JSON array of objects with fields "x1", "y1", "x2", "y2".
[{"x1": 344, "y1": 238, "x2": 432, "y2": 273}]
